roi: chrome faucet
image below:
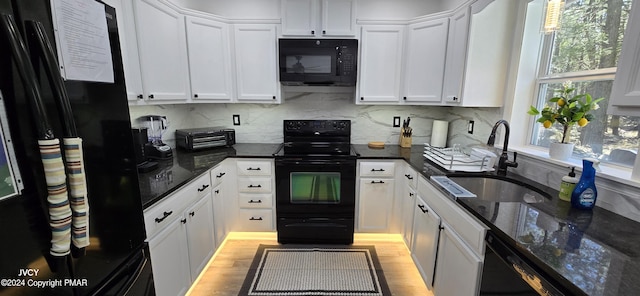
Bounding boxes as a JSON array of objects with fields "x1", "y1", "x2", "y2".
[{"x1": 487, "y1": 120, "x2": 518, "y2": 176}]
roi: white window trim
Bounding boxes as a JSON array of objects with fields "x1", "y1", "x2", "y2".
[{"x1": 504, "y1": 0, "x2": 640, "y2": 188}]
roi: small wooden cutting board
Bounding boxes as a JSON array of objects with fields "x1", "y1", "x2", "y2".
[{"x1": 368, "y1": 141, "x2": 385, "y2": 149}]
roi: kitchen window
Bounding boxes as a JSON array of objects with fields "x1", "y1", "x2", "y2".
[{"x1": 529, "y1": 0, "x2": 638, "y2": 166}]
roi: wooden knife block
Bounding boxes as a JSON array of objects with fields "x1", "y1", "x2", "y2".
[{"x1": 399, "y1": 128, "x2": 412, "y2": 148}]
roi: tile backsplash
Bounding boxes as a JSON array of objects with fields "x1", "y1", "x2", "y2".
[{"x1": 128, "y1": 92, "x2": 503, "y2": 147}]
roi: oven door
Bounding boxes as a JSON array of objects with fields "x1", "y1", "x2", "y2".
[{"x1": 275, "y1": 157, "x2": 356, "y2": 216}]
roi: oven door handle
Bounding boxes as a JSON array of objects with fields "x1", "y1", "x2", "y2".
[{"x1": 276, "y1": 159, "x2": 351, "y2": 166}]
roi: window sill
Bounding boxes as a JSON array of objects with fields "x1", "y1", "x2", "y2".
[{"x1": 508, "y1": 145, "x2": 640, "y2": 189}]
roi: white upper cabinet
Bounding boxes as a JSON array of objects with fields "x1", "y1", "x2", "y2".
[
  {"x1": 102, "y1": 0, "x2": 145, "y2": 103},
  {"x1": 281, "y1": 0, "x2": 317, "y2": 36},
  {"x1": 133, "y1": 0, "x2": 190, "y2": 103},
  {"x1": 402, "y1": 18, "x2": 449, "y2": 104},
  {"x1": 281, "y1": 0, "x2": 356, "y2": 37},
  {"x1": 185, "y1": 16, "x2": 233, "y2": 102},
  {"x1": 442, "y1": 6, "x2": 470, "y2": 105},
  {"x1": 608, "y1": 0, "x2": 640, "y2": 115},
  {"x1": 321, "y1": 0, "x2": 357, "y2": 36},
  {"x1": 358, "y1": 25, "x2": 405, "y2": 103},
  {"x1": 443, "y1": 0, "x2": 517, "y2": 107},
  {"x1": 232, "y1": 24, "x2": 281, "y2": 103}
]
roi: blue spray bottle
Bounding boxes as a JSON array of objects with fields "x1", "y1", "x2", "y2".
[{"x1": 571, "y1": 158, "x2": 601, "y2": 210}]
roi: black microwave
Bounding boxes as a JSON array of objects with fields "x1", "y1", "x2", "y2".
[{"x1": 278, "y1": 39, "x2": 358, "y2": 86}]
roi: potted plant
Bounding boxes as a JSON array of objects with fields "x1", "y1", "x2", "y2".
[{"x1": 528, "y1": 81, "x2": 603, "y2": 160}]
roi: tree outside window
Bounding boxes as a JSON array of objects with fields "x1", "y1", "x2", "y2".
[{"x1": 532, "y1": 0, "x2": 639, "y2": 166}]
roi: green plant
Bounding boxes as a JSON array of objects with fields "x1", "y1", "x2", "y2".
[{"x1": 528, "y1": 81, "x2": 604, "y2": 143}]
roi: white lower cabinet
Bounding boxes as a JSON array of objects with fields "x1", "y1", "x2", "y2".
[
  {"x1": 410, "y1": 195, "x2": 440, "y2": 290},
  {"x1": 411, "y1": 175, "x2": 487, "y2": 295},
  {"x1": 212, "y1": 184, "x2": 227, "y2": 248},
  {"x1": 358, "y1": 178, "x2": 395, "y2": 232},
  {"x1": 185, "y1": 193, "x2": 215, "y2": 280},
  {"x1": 234, "y1": 159, "x2": 275, "y2": 231},
  {"x1": 148, "y1": 218, "x2": 191, "y2": 296},
  {"x1": 433, "y1": 222, "x2": 483, "y2": 296},
  {"x1": 145, "y1": 172, "x2": 213, "y2": 296}
]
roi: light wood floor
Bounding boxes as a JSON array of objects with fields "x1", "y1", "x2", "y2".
[{"x1": 187, "y1": 233, "x2": 433, "y2": 296}]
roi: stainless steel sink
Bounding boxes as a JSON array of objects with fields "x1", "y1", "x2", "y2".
[{"x1": 447, "y1": 176, "x2": 549, "y2": 203}]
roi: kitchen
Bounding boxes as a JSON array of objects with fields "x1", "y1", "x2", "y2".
[{"x1": 2, "y1": 0, "x2": 640, "y2": 296}]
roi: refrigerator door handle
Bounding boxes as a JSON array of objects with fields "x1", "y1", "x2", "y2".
[
  {"x1": 0, "y1": 14, "x2": 55, "y2": 139},
  {"x1": 25, "y1": 20, "x2": 77, "y2": 137}
]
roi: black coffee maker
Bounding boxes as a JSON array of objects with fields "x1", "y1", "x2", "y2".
[{"x1": 132, "y1": 127, "x2": 158, "y2": 172}]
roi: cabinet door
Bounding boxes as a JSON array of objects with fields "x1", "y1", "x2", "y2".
[
  {"x1": 233, "y1": 24, "x2": 280, "y2": 103},
  {"x1": 148, "y1": 218, "x2": 191, "y2": 296},
  {"x1": 281, "y1": 0, "x2": 317, "y2": 36},
  {"x1": 212, "y1": 184, "x2": 227, "y2": 248},
  {"x1": 186, "y1": 16, "x2": 233, "y2": 102},
  {"x1": 358, "y1": 178, "x2": 395, "y2": 232},
  {"x1": 403, "y1": 19, "x2": 449, "y2": 103},
  {"x1": 442, "y1": 6, "x2": 470, "y2": 104},
  {"x1": 401, "y1": 187, "x2": 416, "y2": 246},
  {"x1": 321, "y1": 0, "x2": 356, "y2": 36},
  {"x1": 134, "y1": 0, "x2": 190, "y2": 102},
  {"x1": 433, "y1": 222, "x2": 483, "y2": 296},
  {"x1": 185, "y1": 193, "x2": 215, "y2": 281},
  {"x1": 358, "y1": 26, "x2": 405, "y2": 103},
  {"x1": 102, "y1": 0, "x2": 144, "y2": 103},
  {"x1": 608, "y1": 0, "x2": 640, "y2": 115},
  {"x1": 411, "y1": 196, "x2": 440, "y2": 290}
]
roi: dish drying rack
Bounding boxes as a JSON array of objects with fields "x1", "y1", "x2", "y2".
[{"x1": 423, "y1": 144, "x2": 495, "y2": 172}]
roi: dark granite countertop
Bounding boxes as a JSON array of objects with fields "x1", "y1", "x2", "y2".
[
  {"x1": 139, "y1": 143, "x2": 281, "y2": 208},
  {"x1": 138, "y1": 143, "x2": 640, "y2": 296},
  {"x1": 351, "y1": 144, "x2": 640, "y2": 296}
]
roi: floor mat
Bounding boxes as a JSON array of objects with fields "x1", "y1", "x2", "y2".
[{"x1": 238, "y1": 244, "x2": 391, "y2": 296}]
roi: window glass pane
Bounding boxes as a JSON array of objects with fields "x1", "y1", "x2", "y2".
[
  {"x1": 532, "y1": 80, "x2": 640, "y2": 166},
  {"x1": 548, "y1": 0, "x2": 633, "y2": 74},
  {"x1": 290, "y1": 172, "x2": 340, "y2": 204}
]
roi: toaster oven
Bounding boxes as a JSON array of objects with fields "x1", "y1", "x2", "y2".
[{"x1": 175, "y1": 127, "x2": 235, "y2": 151}]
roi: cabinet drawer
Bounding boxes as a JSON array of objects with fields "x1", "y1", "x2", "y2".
[
  {"x1": 238, "y1": 209, "x2": 274, "y2": 231},
  {"x1": 403, "y1": 165, "x2": 418, "y2": 189},
  {"x1": 418, "y1": 176, "x2": 487, "y2": 256},
  {"x1": 238, "y1": 193, "x2": 273, "y2": 208},
  {"x1": 144, "y1": 194, "x2": 185, "y2": 239},
  {"x1": 185, "y1": 173, "x2": 212, "y2": 199},
  {"x1": 238, "y1": 177, "x2": 272, "y2": 193},
  {"x1": 236, "y1": 160, "x2": 272, "y2": 176},
  {"x1": 210, "y1": 163, "x2": 227, "y2": 188},
  {"x1": 359, "y1": 161, "x2": 395, "y2": 177}
]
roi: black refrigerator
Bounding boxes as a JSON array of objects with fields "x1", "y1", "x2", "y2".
[{"x1": 0, "y1": 0, "x2": 154, "y2": 295}]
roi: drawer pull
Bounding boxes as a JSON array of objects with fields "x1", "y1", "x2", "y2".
[
  {"x1": 155, "y1": 211, "x2": 173, "y2": 223},
  {"x1": 405, "y1": 174, "x2": 414, "y2": 180},
  {"x1": 248, "y1": 199, "x2": 262, "y2": 203},
  {"x1": 246, "y1": 167, "x2": 262, "y2": 171},
  {"x1": 197, "y1": 184, "x2": 210, "y2": 192},
  {"x1": 181, "y1": 218, "x2": 187, "y2": 224},
  {"x1": 371, "y1": 168, "x2": 385, "y2": 172},
  {"x1": 189, "y1": 211, "x2": 195, "y2": 217},
  {"x1": 249, "y1": 217, "x2": 263, "y2": 221},
  {"x1": 248, "y1": 184, "x2": 262, "y2": 188},
  {"x1": 409, "y1": 192, "x2": 414, "y2": 197},
  {"x1": 370, "y1": 180, "x2": 385, "y2": 184},
  {"x1": 418, "y1": 204, "x2": 428, "y2": 213},
  {"x1": 215, "y1": 189, "x2": 220, "y2": 194},
  {"x1": 216, "y1": 172, "x2": 226, "y2": 178}
]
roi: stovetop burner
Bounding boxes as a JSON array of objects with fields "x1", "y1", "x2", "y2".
[{"x1": 273, "y1": 120, "x2": 359, "y2": 158}]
